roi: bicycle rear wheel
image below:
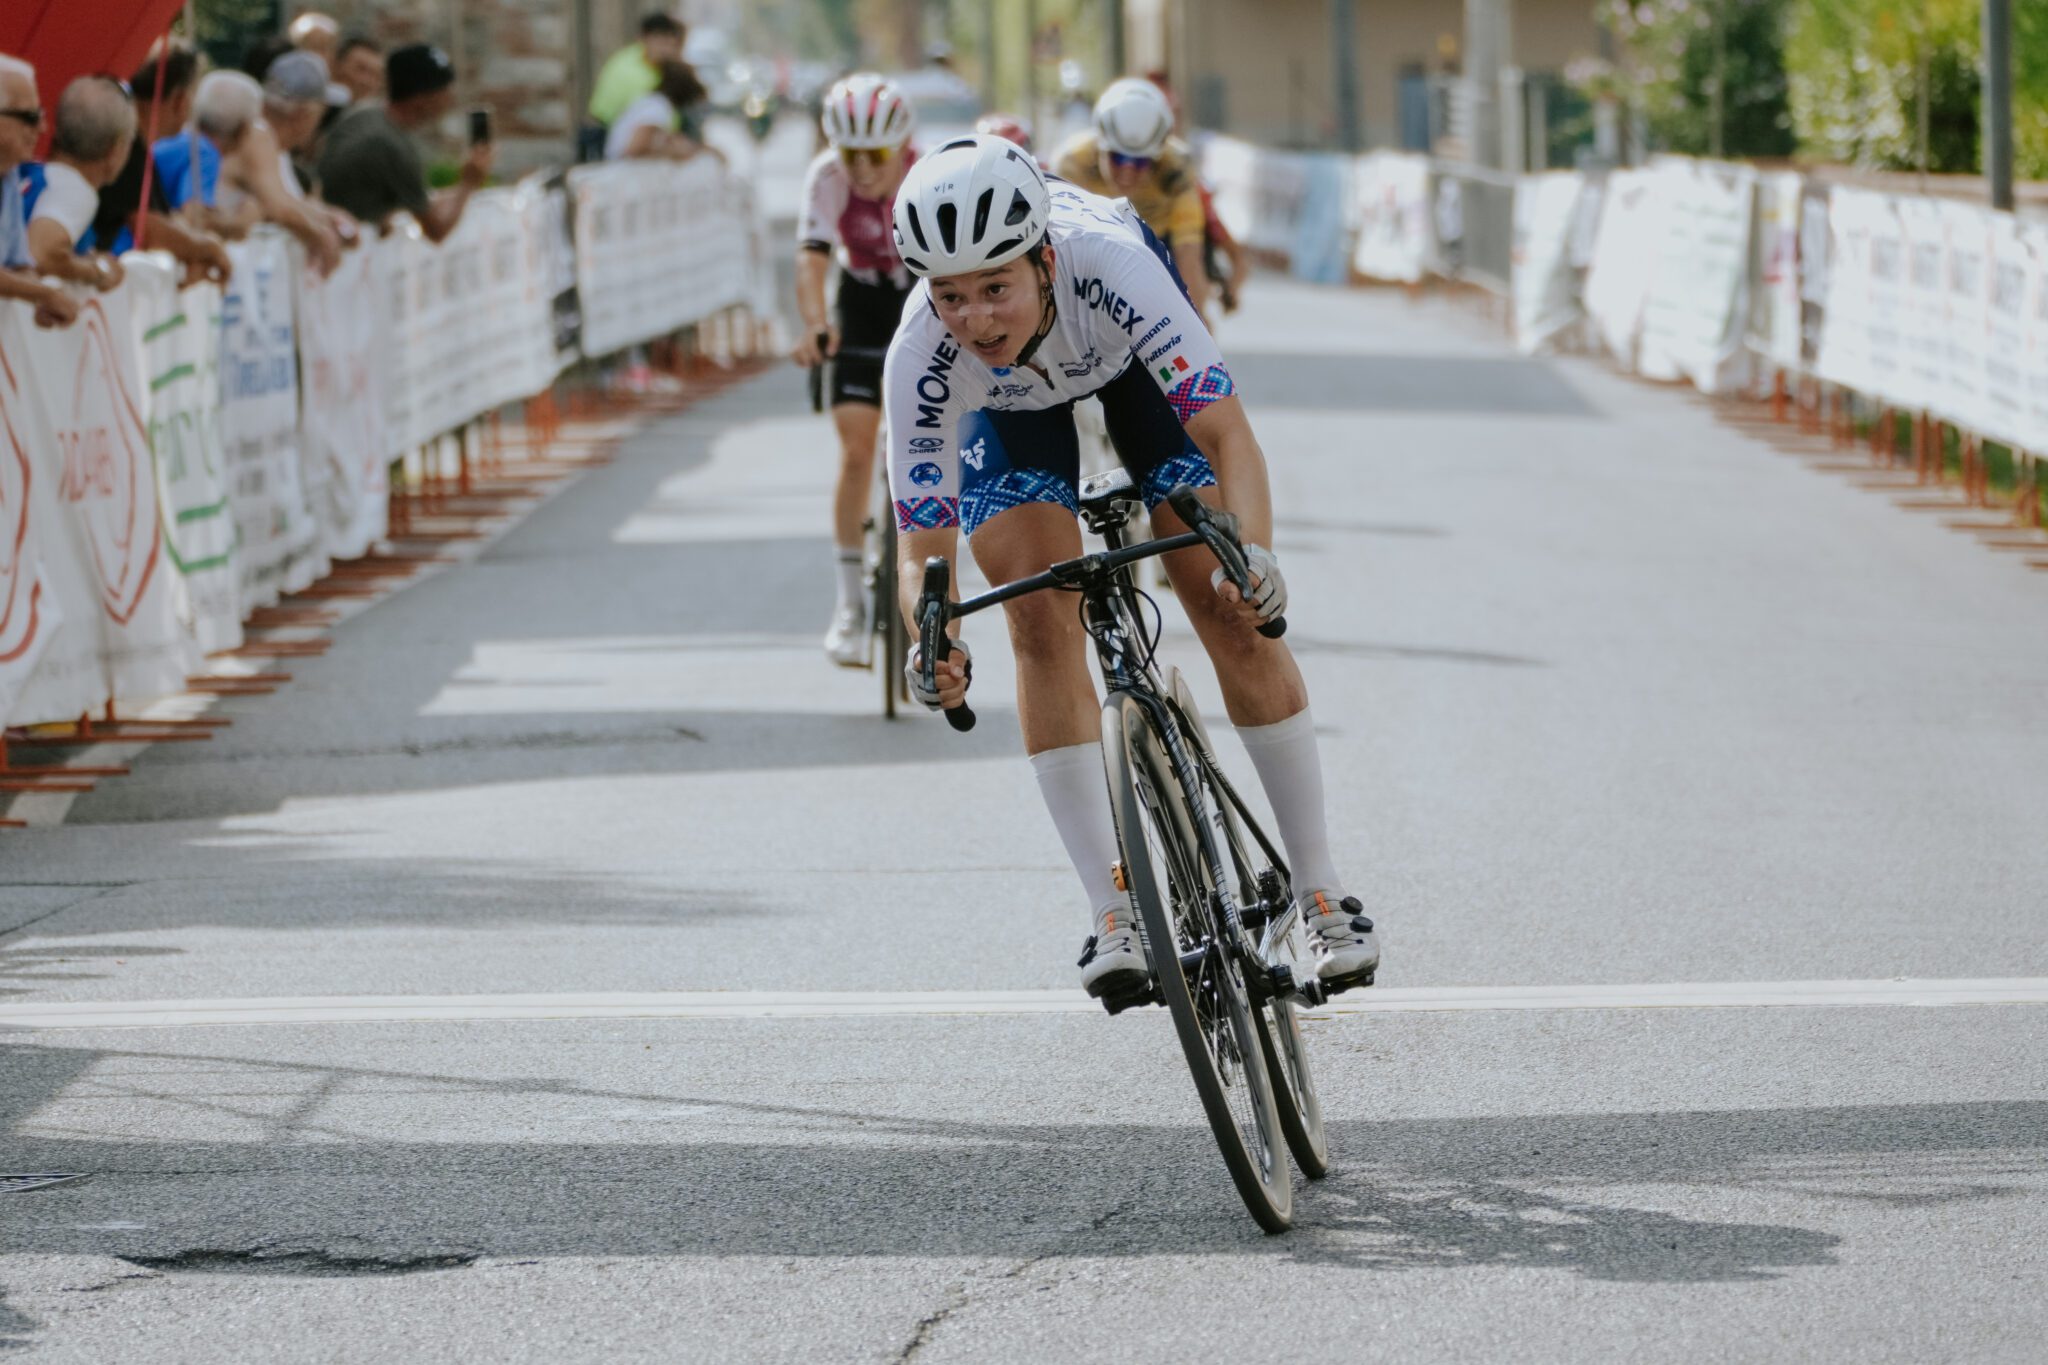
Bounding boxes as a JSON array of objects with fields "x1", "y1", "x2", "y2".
[
  {"x1": 1166, "y1": 680, "x2": 1330, "y2": 1179},
  {"x1": 1104, "y1": 692, "x2": 1292, "y2": 1232}
]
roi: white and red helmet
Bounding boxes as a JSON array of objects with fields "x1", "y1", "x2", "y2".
[{"x1": 821, "y1": 73, "x2": 914, "y2": 150}]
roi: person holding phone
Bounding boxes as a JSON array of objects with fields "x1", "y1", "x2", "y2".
[{"x1": 317, "y1": 43, "x2": 490, "y2": 242}]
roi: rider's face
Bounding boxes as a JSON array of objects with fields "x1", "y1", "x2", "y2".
[{"x1": 929, "y1": 250, "x2": 1048, "y2": 368}]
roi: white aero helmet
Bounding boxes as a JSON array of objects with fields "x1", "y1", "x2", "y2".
[
  {"x1": 821, "y1": 73, "x2": 914, "y2": 149},
  {"x1": 892, "y1": 134, "x2": 1051, "y2": 279},
  {"x1": 1092, "y1": 76, "x2": 1174, "y2": 159}
]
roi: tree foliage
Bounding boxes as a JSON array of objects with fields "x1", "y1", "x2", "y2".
[{"x1": 1591, "y1": 0, "x2": 1796, "y2": 158}]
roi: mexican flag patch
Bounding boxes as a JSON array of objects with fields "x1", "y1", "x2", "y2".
[{"x1": 1157, "y1": 354, "x2": 1190, "y2": 383}]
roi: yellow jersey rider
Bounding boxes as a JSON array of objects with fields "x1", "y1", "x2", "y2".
[{"x1": 1052, "y1": 77, "x2": 1210, "y2": 316}]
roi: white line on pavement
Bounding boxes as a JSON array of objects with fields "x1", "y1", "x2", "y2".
[{"x1": 1, "y1": 978, "x2": 2045, "y2": 1031}]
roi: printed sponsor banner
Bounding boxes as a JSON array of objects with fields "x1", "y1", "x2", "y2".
[
  {"x1": 0, "y1": 306, "x2": 67, "y2": 725},
  {"x1": 1582, "y1": 169, "x2": 1661, "y2": 365},
  {"x1": 129, "y1": 258, "x2": 240, "y2": 659},
  {"x1": 296, "y1": 245, "x2": 389, "y2": 562},
  {"x1": 1938, "y1": 201, "x2": 1991, "y2": 437},
  {"x1": 571, "y1": 159, "x2": 756, "y2": 357},
  {"x1": 1511, "y1": 172, "x2": 1587, "y2": 355},
  {"x1": 1636, "y1": 159, "x2": 1756, "y2": 393},
  {"x1": 221, "y1": 233, "x2": 324, "y2": 609},
  {"x1": 1749, "y1": 172, "x2": 1804, "y2": 369},
  {"x1": 11, "y1": 284, "x2": 188, "y2": 708},
  {"x1": 2021, "y1": 222, "x2": 2048, "y2": 457},
  {"x1": 1897, "y1": 198, "x2": 1951, "y2": 413},
  {"x1": 1350, "y1": 152, "x2": 1432, "y2": 284},
  {"x1": 1982, "y1": 214, "x2": 2036, "y2": 451}
]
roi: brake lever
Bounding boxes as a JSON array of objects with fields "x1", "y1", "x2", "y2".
[
  {"x1": 807, "y1": 331, "x2": 828, "y2": 414},
  {"x1": 1165, "y1": 485, "x2": 1287, "y2": 639},
  {"x1": 919, "y1": 557, "x2": 976, "y2": 732}
]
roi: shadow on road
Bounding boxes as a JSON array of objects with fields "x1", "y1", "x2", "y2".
[{"x1": 7, "y1": 1037, "x2": 2040, "y2": 1296}]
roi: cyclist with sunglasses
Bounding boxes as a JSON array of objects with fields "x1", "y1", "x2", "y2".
[
  {"x1": 883, "y1": 136, "x2": 1378, "y2": 1004},
  {"x1": 793, "y1": 73, "x2": 918, "y2": 667},
  {"x1": 1051, "y1": 78, "x2": 1210, "y2": 318}
]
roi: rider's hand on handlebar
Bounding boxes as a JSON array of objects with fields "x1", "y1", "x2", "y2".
[
  {"x1": 1210, "y1": 542, "x2": 1287, "y2": 628},
  {"x1": 907, "y1": 638, "x2": 971, "y2": 711},
  {"x1": 791, "y1": 325, "x2": 840, "y2": 369}
]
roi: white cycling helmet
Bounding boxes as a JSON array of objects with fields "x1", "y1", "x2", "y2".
[
  {"x1": 892, "y1": 134, "x2": 1051, "y2": 279},
  {"x1": 1092, "y1": 77, "x2": 1174, "y2": 159},
  {"x1": 821, "y1": 73, "x2": 914, "y2": 150}
]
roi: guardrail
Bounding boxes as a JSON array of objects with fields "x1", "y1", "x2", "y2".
[
  {"x1": 1198, "y1": 140, "x2": 2048, "y2": 547},
  {"x1": 0, "y1": 156, "x2": 774, "y2": 757}
]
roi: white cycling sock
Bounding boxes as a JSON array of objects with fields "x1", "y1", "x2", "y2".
[
  {"x1": 834, "y1": 549, "x2": 863, "y2": 612},
  {"x1": 1030, "y1": 742, "x2": 1124, "y2": 921},
  {"x1": 1236, "y1": 708, "x2": 1345, "y2": 899}
]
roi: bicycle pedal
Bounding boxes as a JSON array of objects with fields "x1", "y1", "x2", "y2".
[{"x1": 1098, "y1": 980, "x2": 1160, "y2": 1016}]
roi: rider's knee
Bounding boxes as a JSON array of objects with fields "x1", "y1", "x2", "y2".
[{"x1": 1003, "y1": 592, "x2": 1082, "y2": 663}]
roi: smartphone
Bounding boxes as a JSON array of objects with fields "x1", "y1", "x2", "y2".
[{"x1": 468, "y1": 108, "x2": 492, "y2": 146}]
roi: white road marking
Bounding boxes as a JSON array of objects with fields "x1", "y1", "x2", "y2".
[{"x1": 0, "y1": 978, "x2": 2044, "y2": 1031}]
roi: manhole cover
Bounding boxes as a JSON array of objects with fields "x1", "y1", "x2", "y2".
[{"x1": 0, "y1": 1174, "x2": 87, "y2": 1194}]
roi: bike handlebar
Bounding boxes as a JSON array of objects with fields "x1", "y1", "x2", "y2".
[
  {"x1": 915, "y1": 484, "x2": 1288, "y2": 732},
  {"x1": 1165, "y1": 486, "x2": 1286, "y2": 640},
  {"x1": 917, "y1": 558, "x2": 976, "y2": 732}
]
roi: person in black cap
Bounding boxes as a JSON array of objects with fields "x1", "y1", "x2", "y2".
[{"x1": 315, "y1": 42, "x2": 490, "y2": 241}]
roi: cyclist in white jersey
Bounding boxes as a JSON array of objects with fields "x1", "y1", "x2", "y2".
[
  {"x1": 882, "y1": 136, "x2": 1379, "y2": 1001},
  {"x1": 793, "y1": 74, "x2": 918, "y2": 666}
]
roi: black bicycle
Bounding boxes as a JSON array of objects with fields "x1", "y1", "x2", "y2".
[
  {"x1": 915, "y1": 477, "x2": 1330, "y2": 1232},
  {"x1": 809, "y1": 339, "x2": 909, "y2": 717}
]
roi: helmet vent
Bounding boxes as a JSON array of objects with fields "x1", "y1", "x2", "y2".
[
  {"x1": 935, "y1": 201, "x2": 958, "y2": 253},
  {"x1": 904, "y1": 203, "x2": 930, "y2": 253},
  {"x1": 986, "y1": 236, "x2": 1023, "y2": 261},
  {"x1": 971, "y1": 188, "x2": 994, "y2": 243},
  {"x1": 1005, "y1": 190, "x2": 1031, "y2": 227}
]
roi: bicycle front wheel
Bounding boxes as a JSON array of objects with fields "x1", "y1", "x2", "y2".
[
  {"x1": 1104, "y1": 692, "x2": 1292, "y2": 1232},
  {"x1": 874, "y1": 514, "x2": 904, "y2": 718},
  {"x1": 1166, "y1": 675, "x2": 1329, "y2": 1178}
]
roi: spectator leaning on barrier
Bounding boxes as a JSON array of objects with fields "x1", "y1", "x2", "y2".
[
  {"x1": 584, "y1": 12, "x2": 685, "y2": 159},
  {"x1": 604, "y1": 61, "x2": 714, "y2": 163},
  {"x1": 206, "y1": 54, "x2": 346, "y2": 273},
  {"x1": 0, "y1": 54, "x2": 78, "y2": 328},
  {"x1": 317, "y1": 43, "x2": 491, "y2": 244},
  {"x1": 25, "y1": 76, "x2": 136, "y2": 294},
  {"x1": 88, "y1": 45, "x2": 232, "y2": 285},
  {"x1": 154, "y1": 70, "x2": 232, "y2": 212}
]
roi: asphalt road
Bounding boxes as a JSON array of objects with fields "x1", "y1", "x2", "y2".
[{"x1": 2, "y1": 277, "x2": 2045, "y2": 1362}]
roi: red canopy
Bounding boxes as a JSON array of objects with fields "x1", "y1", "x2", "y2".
[{"x1": 2, "y1": 0, "x2": 189, "y2": 95}]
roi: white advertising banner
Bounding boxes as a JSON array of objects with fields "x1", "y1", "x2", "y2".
[
  {"x1": 221, "y1": 233, "x2": 324, "y2": 608},
  {"x1": 1982, "y1": 214, "x2": 2035, "y2": 451},
  {"x1": 1636, "y1": 159, "x2": 1756, "y2": 393},
  {"x1": 129, "y1": 259, "x2": 241, "y2": 658},
  {"x1": 1351, "y1": 152, "x2": 1432, "y2": 284},
  {"x1": 2021, "y1": 221, "x2": 2048, "y2": 456},
  {"x1": 10, "y1": 285, "x2": 189, "y2": 707},
  {"x1": 0, "y1": 304, "x2": 70, "y2": 725},
  {"x1": 1938, "y1": 201, "x2": 1990, "y2": 436},
  {"x1": 1582, "y1": 169, "x2": 1661, "y2": 367},
  {"x1": 296, "y1": 244, "x2": 389, "y2": 562},
  {"x1": 1749, "y1": 172, "x2": 1804, "y2": 369},
  {"x1": 1511, "y1": 172, "x2": 1587, "y2": 355},
  {"x1": 571, "y1": 159, "x2": 755, "y2": 357},
  {"x1": 1897, "y1": 197, "x2": 1950, "y2": 415}
]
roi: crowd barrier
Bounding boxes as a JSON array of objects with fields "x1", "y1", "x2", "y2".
[
  {"x1": 0, "y1": 158, "x2": 770, "y2": 734},
  {"x1": 1197, "y1": 140, "x2": 2048, "y2": 524}
]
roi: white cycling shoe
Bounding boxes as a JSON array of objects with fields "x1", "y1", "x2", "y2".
[
  {"x1": 1302, "y1": 890, "x2": 1378, "y2": 994},
  {"x1": 1078, "y1": 898, "x2": 1151, "y2": 1005},
  {"x1": 823, "y1": 604, "x2": 869, "y2": 668}
]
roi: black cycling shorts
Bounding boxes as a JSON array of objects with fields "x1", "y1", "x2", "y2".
[{"x1": 829, "y1": 272, "x2": 910, "y2": 408}]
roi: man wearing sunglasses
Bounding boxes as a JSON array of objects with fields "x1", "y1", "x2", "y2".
[
  {"x1": 0, "y1": 54, "x2": 78, "y2": 329},
  {"x1": 1052, "y1": 78, "x2": 1209, "y2": 318},
  {"x1": 793, "y1": 73, "x2": 917, "y2": 667}
]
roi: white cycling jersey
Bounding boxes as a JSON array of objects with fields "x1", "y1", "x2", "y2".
[{"x1": 883, "y1": 180, "x2": 1234, "y2": 531}]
